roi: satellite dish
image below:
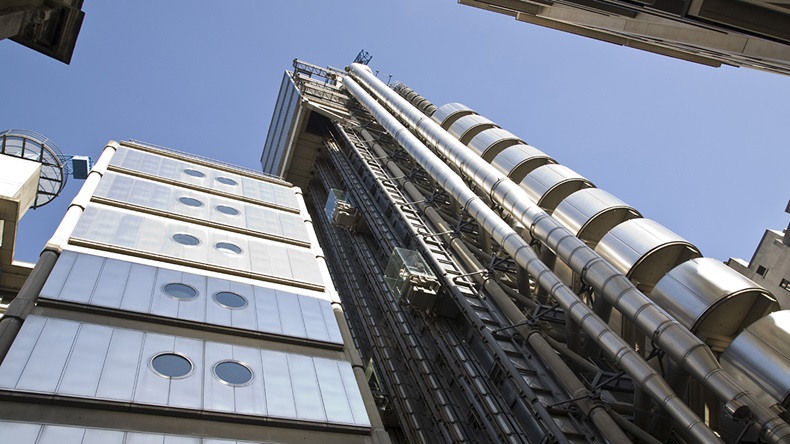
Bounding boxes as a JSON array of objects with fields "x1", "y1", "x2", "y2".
[{"x1": 0, "y1": 129, "x2": 67, "y2": 208}]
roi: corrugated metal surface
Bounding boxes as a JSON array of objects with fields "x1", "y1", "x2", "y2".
[
  {"x1": 0, "y1": 316, "x2": 370, "y2": 427},
  {"x1": 40, "y1": 251, "x2": 342, "y2": 344},
  {"x1": 69, "y1": 203, "x2": 323, "y2": 288},
  {"x1": 94, "y1": 171, "x2": 310, "y2": 244},
  {"x1": 110, "y1": 146, "x2": 299, "y2": 211},
  {"x1": 0, "y1": 421, "x2": 271, "y2": 443}
]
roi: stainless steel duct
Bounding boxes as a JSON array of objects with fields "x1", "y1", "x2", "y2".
[
  {"x1": 345, "y1": 63, "x2": 790, "y2": 444},
  {"x1": 342, "y1": 74, "x2": 723, "y2": 444}
]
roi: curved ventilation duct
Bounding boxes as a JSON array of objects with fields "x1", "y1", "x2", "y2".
[
  {"x1": 341, "y1": 73, "x2": 723, "y2": 444},
  {"x1": 393, "y1": 83, "x2": 437, "y2": 117},
  {"x1": 594, "y1": 218, "x2": 701, "y2": 294},
  {"x1": 520, "y1": 164, "x2": 595, "y2": 214},
  {"x1": 721, "y1": 310, "x2": 790, "y2": 408},
  {"x1": 432, "y1": 103, "x2": 475, "y2": 129},
  {"x1": 552, "y1": 188, "x2": 641, "y2": 249},
  {"x1": 348, "y1": 65, "x2": 789, "y2": 442},
  {"x1": 468, "y1": 128, "x2": 525, "y2": 161},
  {"x1": 490, "y1": 144, "x2": 555, "y2": 183},
  {"x1": 446, "y1": 114, "x2": 499, "y2": 145},
  {"x1": 651, "y1": 258, "x2": 779, "y2": 351}
]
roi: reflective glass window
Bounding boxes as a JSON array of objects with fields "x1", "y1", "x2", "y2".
[
  {"x1": 172, "y1": 233, "x2": 200, "y2": 246},
  {"x1": 183, "y1": 169, "x2": 205, "y2": 178},
  {"x1": 213, "y1": 291, "x2": 247, "y2": 309},
  {"x1": 215, "y1": 205, "x2": 240, "y2": 216},
  {"x1": 162, "y1": 283, "x2": 198, "y2": 300},
  {"x1": 216, "y1": 177, "x2": 237, "y2": 186},
  {"x1": 216, "y1": 242, "x2": 242, "y2": 255},
  {"x1": 213, "y1": 360, "x2": 254, "y2": 386},
  {"x1": 178, "y1": 196, "x2": 203, "y2": 207},
  {"x1": 150, "y1": 353, "x2": 193, "y2": 378}
]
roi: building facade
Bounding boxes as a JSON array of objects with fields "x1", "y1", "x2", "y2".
[
  {"x1": 460, "y1": 0, "x2": 790, "y2": 76},
  {"x1": 0, "y1": 140, "x2": 388, "y2": 443},
  {"x1": 727, "y1": 202, "x2": 790, "y2": 308},
  {"x1": 260, "y1": 59, "x2": 790, "y2": 443}
]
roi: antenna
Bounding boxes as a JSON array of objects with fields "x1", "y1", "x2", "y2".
[{"x1": 353, "y1": 49, "x2": 373, "y2": 65}]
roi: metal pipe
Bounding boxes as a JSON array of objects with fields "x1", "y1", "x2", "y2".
[
  {"x1": 360, "y1": 124, "x2": 629, "y2": 444},
  {"x1": 346, "y1": 64, "x2": 790, "y2": 444},
  {"x1": 343, "y1": 74, "x2": 722, "y2": 444}
]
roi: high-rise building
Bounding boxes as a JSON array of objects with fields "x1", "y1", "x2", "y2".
[
  {"x1": 260, "y1": 59, "x2": 790, "y2": 443},
  {"x1": 727, "y1": 202, "x2": 790, "y2": 308},
  {"x1": 0, "y1": 1, "x2": 85, "y2": 64},
  {"x1": 0, "y1": 140, "x2": 389, "y2": 443},
  {"x1": 459, "y1": 0, "x2": 790, "y2": 75}
]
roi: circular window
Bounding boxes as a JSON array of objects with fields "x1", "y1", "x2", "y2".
[
  {"x1": 162, "y1": 283, "x2": 198, "y2": 300},
  {"x1": 215, "y1": 205, "x2": 240, "y2": 216},
  {"x1": 215, "y1": 177, "x2": 238, "y2": 186},
  {"x1": 178, "y1": 196, "x2": 203, "y2": 207},
  {"x1": 183, "y1": 169, "x2": 205, "y2": 178},
  {"x1": 214, "y1": 291, "x2": 248, "y2": 309},
  {"x1": 213, "y1": 360, "x2": 254, "y2": 386},
  {"x1": 173, "y1": 233, "x2": 200, "y2": 246},
  {"x1": 216, "y1": 242, "x2": 242, "y2": 255},
  {"x1": 150, "y1": 353, "x2": 194, "y2": 379}
]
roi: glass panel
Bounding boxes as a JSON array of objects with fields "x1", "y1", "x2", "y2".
[
  {"x1": 183, "y1": 169, "x2": 205, "y2": 178},
  {"x1": 215, "y1": 177, "x2": 237, "y2": 186},
  {"x1": 215, "y1": 242, "x2": 242, "y2": 255},
  {"x1": 213, "y1": 361, "x2": 253, "y2": 386},
  {"x1": 172, "y1": 233, "x2": 200, "y2": 246},
  {"x1": 177, "y1": 197, "x2": 203, "y2": 207},
  {"x1": 215, "y1": 205, "x2": 239, "y2": 216},
  {"x1": 150, "y1": 353, "x2": 193, "y2": 378},
  {"x1": 213, "y1": 291, "x2": 247, "y2": 309},
  {"x1": 162, "y1": 283, "x2": 198, "y2": 300}
]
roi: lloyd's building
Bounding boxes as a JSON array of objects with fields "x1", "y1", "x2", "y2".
[
  {"x1": 0, "y1": 137, "x2": 389, "y2": 443},
  {"x1": 0, "y1": 58, "x2": 789, "y2": 444}
]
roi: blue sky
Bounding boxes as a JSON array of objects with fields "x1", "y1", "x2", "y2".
[{"x1": 1, "y1": 1, "x2": 788, "y2": 264}]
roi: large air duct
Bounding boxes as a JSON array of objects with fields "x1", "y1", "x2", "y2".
[
  {"x1": 345, "y1": 63, "x2": 790, "y2": 444},
  {"x1": 342, "y1": 74, "x2": 722, "y2": 444}
]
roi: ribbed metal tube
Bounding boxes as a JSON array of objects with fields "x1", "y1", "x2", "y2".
[
  {"x1": 346, "y1": 63, "x2": 790, "y2": 444},
  {"x1": 342, "y1": 74, "x2": 722, "y2": 444}
]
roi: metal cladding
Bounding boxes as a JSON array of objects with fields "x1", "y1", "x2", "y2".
[
  {"x1": 594, "y1": 218, "x2": 701, "y2": 292},
  {"x1": 393, "y1": 84, "x2": 437, "y2": 117},
  {"x1": 650, "y1": 258, "x2": 779, "y2": 343},
  {"x1": 343, "y1": 73, "x2": 724, "y2": 444},
  {"x1": 446, "y1": 114, "x2": 499, "y2": 145},
  {"x1": 0, "y1": 140, "x2": 384, "y2": 443},
  {"x1": 346, "y1": 62, "x2": 790, "y2": 443},
  {"x1": 431, "y1": 103, "x2": 475, "y2": 129},
  {"x1": 519, "y1": 164, "x2": 595, "y2": 214},
  {"x1": 722, "y1": 310, "x2": 790, "y2": 408},
  {"x1": 552, "y1": 188, "x2": 641, "y2": 248},
  {"x1": 490, "y1": 143, "x2": 554, "y2": 182},
  {"x1": 0, "y1": 315, "x2": 369, "y2": 427},
  {"x1": 467, "y1": 128, "x2": 524, "y2": 161}
]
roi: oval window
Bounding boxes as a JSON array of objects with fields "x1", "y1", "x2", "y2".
[
  {"x1": 216, "y1": 242, "x2": 242, "y2": 255},
  {"x1": 172, "y1": 233, "x2": 200, "y2": 246},
  {"x1": 215, "y1": 205, "x2": 240, "y2": 216},
  {"x1": 213, "y1": 360, "x2": 254, "y2": 386},
  {"x1": 162, "y1": 283, "x2": 198, "y2": 300},
  {"x1": 183, "y1": 168, "x2": 205, "y2": 178},
  {"x1": 215, "y1": 177, "x2": 237, "y2": 186},
  {"x1": 178, "y1": 196, "x2": 203, "y2": 207},
  {"x1": 213, "y1": 291, "x2": 247, "y2": 309},
  {"x1": 150, "y1": 353, "x2": 193, "y2": 379}
]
